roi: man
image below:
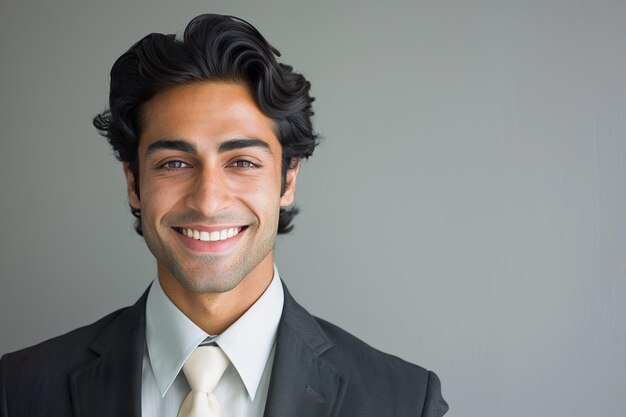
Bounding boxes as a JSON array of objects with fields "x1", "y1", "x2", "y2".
[{"x1": 0, "y1": 14, "x2": 448, "y2": 417}]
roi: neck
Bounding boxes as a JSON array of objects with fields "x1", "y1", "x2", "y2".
[{"x1": 158, "y1": 258, "x2": 275, "y2": 335}]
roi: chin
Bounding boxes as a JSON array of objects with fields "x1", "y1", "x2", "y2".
[{"x1": 174, "y1": 269, "x2": 245, "y2": 294}]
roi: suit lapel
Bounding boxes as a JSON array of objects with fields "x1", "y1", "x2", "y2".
[
  {"x1": 69, "y1": 288, "x2": 149, "y2": 417},
  {"x1": 66, "y1": 282, "x2": 345, "y2": 417},
  {"x1": 264, "y1": 283, "x2": 346, "y2": 417}
]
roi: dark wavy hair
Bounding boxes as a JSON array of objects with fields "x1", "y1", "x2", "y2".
[{"x1": 93, "y1": 14, "x2": 318, "y2": 235}]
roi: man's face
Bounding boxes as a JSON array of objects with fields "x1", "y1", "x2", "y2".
[{"x1": 124, "y1": 82, "x2": 298, "y2": 293}]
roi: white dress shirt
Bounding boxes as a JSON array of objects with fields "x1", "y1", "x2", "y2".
[{"x1": 141, "y1": 266, "x2": 284, "y2": 417}]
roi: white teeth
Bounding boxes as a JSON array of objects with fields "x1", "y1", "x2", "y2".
[{"x1": 180, "y1": 227, "x2": 241, "y2": 242}]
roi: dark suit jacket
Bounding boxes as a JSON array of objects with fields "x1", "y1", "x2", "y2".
[{"x1": 1, "y1": 283, "x2": 448, "y2": 416}]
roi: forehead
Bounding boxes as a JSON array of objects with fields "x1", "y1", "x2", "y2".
[{"x1": 138, "y1": 81, "x2": 278, "y2": 150}]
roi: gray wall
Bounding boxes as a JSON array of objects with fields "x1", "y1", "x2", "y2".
[{"x1": 1, "y1": 1, "x2": 625, "y2": 416}]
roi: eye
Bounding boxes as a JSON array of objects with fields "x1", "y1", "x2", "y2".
[
  {"x1": 159, "y1": 160, "x2": 191, "y2": 170},
  {"x1": 230, "y1": 160, "x2": 258, "y2": 169}
]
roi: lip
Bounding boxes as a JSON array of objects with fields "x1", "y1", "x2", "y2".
[{"x1": 173, "y1": 226, "x2": 247, "y2": 254}]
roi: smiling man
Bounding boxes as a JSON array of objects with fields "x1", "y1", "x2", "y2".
[
  {"x1": 0, "y1": 14, "x2": 448, "y2": 417},
  {"x1": 130, "y1": 82, "x2": 293, "y2": 336}
]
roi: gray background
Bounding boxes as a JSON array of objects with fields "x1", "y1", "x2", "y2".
[{"x1": 1, "y1": 1, "x2": 625, "y2": 416}]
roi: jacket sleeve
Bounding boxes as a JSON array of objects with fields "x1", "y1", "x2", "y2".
[{"x1": 420, "y1": 371, "x2": 449, "y2": 417}]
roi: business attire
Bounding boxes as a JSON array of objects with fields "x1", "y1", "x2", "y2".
[
  {"x1": 142, "y1": 267, "x2": 284, "y2": 416},
  {"x1": 0, "y1": 270, "x2": 448, "y2": 416}
]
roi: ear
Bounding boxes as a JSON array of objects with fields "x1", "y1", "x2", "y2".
[
  {"x1": 122, "y1": 162, "x2": 141, "y2": 210},
  {"x1": 279, "y1": 159, "x2": 301, "y2": 207}
]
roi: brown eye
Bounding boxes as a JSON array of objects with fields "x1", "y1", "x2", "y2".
[
  {"x1": 231, "y1": 160, "x2": 257, "y2": 169},
  {"x1": 161, "y1": 160, "x2": 190, "y2": 169}
]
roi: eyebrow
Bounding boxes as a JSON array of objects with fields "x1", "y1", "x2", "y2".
[
  {"x1": 145, "y1": 140, "x2": 198, "y2": 158},
  {"x1": 218, "y1": 138, "x2": 271, "y2": 154},
  {"x1": 144, "y1": 138, "x2": 273, "y2": 159}
]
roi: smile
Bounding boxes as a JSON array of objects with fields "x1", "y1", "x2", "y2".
[{"x1": 175, "y1": 227, "x2": 243, "y2": 242}]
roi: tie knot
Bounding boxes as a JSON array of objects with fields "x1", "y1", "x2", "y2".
[{"x1": 182, "y1": 345, "x2": 229, "y2": 393}]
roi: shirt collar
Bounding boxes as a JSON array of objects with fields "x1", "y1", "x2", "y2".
[{"x1": 145, "y1": 266, "x2": 284, "y2": 400}]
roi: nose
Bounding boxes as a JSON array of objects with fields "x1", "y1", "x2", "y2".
[{"x1": 185, "y1": 165, "x2": 232, "y2": 217}]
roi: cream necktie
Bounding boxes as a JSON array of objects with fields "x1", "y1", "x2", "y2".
[{"x1": 177, "y1": 345, "x2": 230, "y2": 417}]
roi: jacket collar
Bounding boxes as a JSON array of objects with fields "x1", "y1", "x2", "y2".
[
  {"x1": 69, "y1": 287, "x2": 149, "y2": 417},
  {"x1": 66, "y1": 281, "x2": 346, "y2": 417},
  {"x1": 263, "y1": 282, "x2": 346, "y2": 417}
]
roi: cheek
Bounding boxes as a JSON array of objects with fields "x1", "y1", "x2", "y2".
[
  {"x1": 228, "y1": 169, "x2": 282, "y2": 195},
  {"x1": 229, "y1": 177, "x2": 282, "y2": 212},
  {"x1": 140, "y1": 182, "x2": 184, "y2": 216}
]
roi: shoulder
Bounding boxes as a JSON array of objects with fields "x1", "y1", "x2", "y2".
[
  {"x1": 0, "y1": 302, "x2": 146, "y2": 416},
  {"x1": 314, "y1": 315, "x2": 429, "y2": 385},
  {"x1": 1, "y1": 286, "x2": 150, "y2": 374},
  {"x1": 313, "y1": 316, "x2": 448, "y2": 416},
  {"x1": 1, "y1": 307, "x2": 128, "y2": 377},
  {"x1": 279, "y1": 283, "x2": 448, "y2": 415}
]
